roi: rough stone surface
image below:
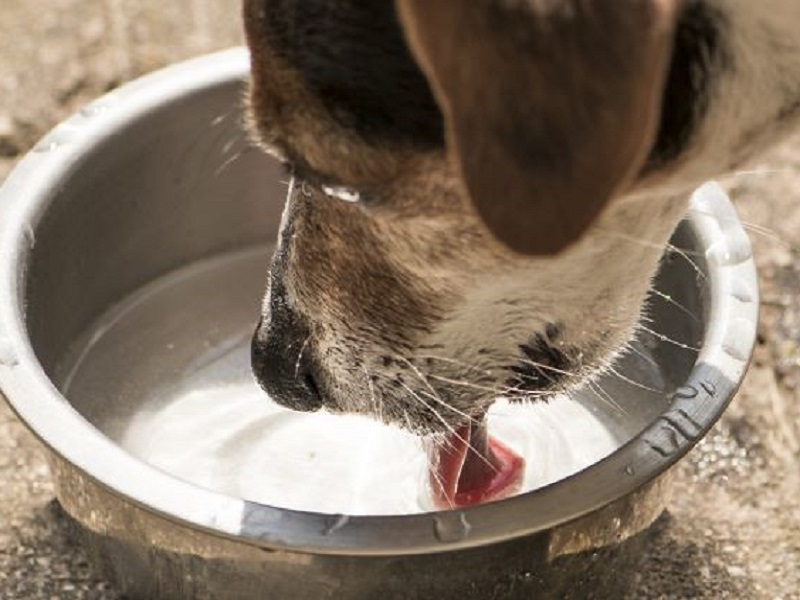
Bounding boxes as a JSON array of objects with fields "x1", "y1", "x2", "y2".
[{"x1": 1, "y1": 1, "x2": 799, "y2": 598}]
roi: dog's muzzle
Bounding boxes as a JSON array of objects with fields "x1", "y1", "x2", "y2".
[{"x1": 251, "y1": 301, "x2": 324, "y2": 413}]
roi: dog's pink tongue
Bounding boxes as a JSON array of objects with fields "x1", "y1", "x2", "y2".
[{"x1": 430, "y1": 418, "x2": 524, "y2": 509}]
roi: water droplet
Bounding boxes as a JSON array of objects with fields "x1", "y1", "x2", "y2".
[
  {"x1": 21, "y1": 224, "x2": 35, "y2": 249},
  {"x1": 723, "y1": 343, "x2": 748, "y2": 362},
  {"x1": 433, "y1": 512, "x2": 471, "y2": 543},
  {"x1": 80, "y1": 104, "x2": 107, "y2": 118},
  {"x1": 722, "y1": 317, "x2": 755, "y2": 362},
  {"x1": 322, "y1": 514, "x2": 350, "y2": 536},
  {"x1": 33, "y1": 139, "x2": 61, "y2": 153},
  {"x1": 731, "y1": 279, "x2": 755, "y2": 304},
  {"x1": 32, "y1": 125, "x2": 77, "y2": 153},
  {"x1": 79, "y1": 94, "x2": 119, "y2": 118},
  {"x1": 624, "y1": 465, "x2": 635, "y2": 476},
  {"x1": 322, "y1": 185, "x2": 361, "y2": 203},
  {"x1": 673, "y1": 385, "x2": 699, "y2": 401}
]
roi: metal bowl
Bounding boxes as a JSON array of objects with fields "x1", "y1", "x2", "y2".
[{"x1": 0, "y1": 48, "x2": 758, "y2": 599}]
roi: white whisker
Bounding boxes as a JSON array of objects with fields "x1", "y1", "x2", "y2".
[
  {"x1": 687, "y1": 208, "x2": 789, "y2": 247},
  {"x1": 648, "y1": 288, "x2": 700, "y2": 321},
  {"x1": 427, "y1": 373, "x2": 547, "y2": 399},
  {"x1": 720, "y1": 167, "x2": 799, "y2": 180},
  {"x1": 623, "y1": 342, "x2": 661, "y2": 371},
  {"x1": 516, "y1": 357, "x2": 572, "y2": 378},
  {"x1": 391, "y1": 378, "x2": 499, "y2": 475},
  {"x1": 293, "y1": 335, "x2": 311, "y2": 378},
  {"x1": 586, "y1": 379, "x2": 628, "y2": 416},
  {"x1": 607, "y1": 365, "x2": 663, "y2": 395},
  {"x1": 637, "y1": 324, "x2": 700, "y2": 352},
  {"x1": 417, "y1": 354, "x2": 493, "y2": 376},
  {"x1": 214, "y1": 148, "x2": 245, "y2": 177},
  {"x1": 396, "y1": 357, "x2": 485, "y2": 426},
  {"x1": 662, "y1": 243, "x2": 708, "y2": 282},
  {"x1": 361, "y1": 365, "x2": 382, "y2": 423}
]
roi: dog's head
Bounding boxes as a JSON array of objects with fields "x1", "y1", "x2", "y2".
[{"x1": 243, "y1": 0, "x2": 746, "y2": 434}]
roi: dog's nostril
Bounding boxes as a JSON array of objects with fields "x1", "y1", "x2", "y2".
[
  {"x1": 251, "y1": 325, "x2": 326, "y2": 413},
  {"x1": 302, "y1": 372, "x2": 322, "y2": 403}
]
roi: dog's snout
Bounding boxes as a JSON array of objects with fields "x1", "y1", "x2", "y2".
[{"x1": 251, "y1": 297, "x2": 324, "y2": 413}]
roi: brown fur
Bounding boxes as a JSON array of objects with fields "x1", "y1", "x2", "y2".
[
  {"x1": 244, "y1": 0, "x2": 416, "y2": 187},
  {"x1": 396, "y1": 0, "x2": 679, "y2": 254}
]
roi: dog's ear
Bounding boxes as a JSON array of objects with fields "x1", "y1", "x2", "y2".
[{"x1": 395, "y1": 0, "x2": 678, "y2": 254}]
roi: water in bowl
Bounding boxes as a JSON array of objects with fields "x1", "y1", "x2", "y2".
[{"x1": 58, "y1": 247, "x2": 666, "y2": 516}]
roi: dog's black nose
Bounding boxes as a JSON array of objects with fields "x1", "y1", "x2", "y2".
[{"x1": 251, "y1": 300, "x2": 324, "y2": 413}]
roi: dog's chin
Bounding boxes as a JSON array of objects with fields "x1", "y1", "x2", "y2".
[{"x1": 301, "y1": 328, "x2": 616, "y2": 438}]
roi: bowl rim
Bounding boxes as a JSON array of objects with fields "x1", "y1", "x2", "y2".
[{"x1": 0, "y1": 47, "x2": 759, "y2": 556}]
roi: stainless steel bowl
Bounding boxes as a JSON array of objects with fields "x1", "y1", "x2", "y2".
[{"x1": 0, "y1": 48, "x2": 758, "y2": 599}]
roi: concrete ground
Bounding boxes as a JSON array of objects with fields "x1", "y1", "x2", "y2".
[{"x1": 1, "y1": 1, "x2": 798, "y2": 598}]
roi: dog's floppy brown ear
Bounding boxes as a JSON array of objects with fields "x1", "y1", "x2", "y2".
[{"x1": 395, "y1": 0, "x2": 678, "y2": 254}]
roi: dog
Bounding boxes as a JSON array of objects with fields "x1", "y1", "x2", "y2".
[{"x1": 243, "y1": 0, "x2": 800, "y2": 447}]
